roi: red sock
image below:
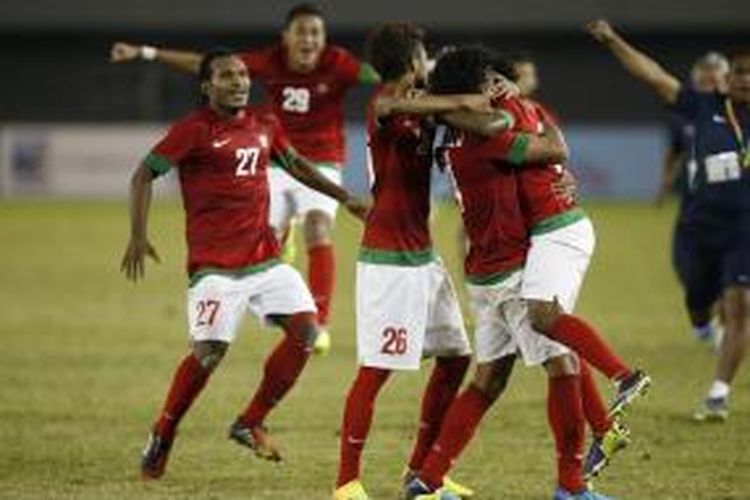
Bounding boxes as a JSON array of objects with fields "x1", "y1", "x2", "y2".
[
  {"x1": 337, "y1": 366, "x2": 391, "y2": 487},
  {"x1": 155, "y1": 354, "x2": 211, "y2": 438},
  {"x1": 579, "y1": 361, "x2": 611, "y2": 437},
  {"x1": 239, "y1": 313, "x2": 314, "y2": 427},
  {"x1": 548, "y1": 375, "x2": 586, "y2": 493},
  {"x1": 308, "y1": 244, "x2": 335, "y2": 326},
  {"x1": 419, "y1": 385, "x2": 493, "y2": 490},
  {"x1": 408, "y1": 356, "x2": 470, "y2": 471},
  {"x1": 549, "y1": 314, "x2": 630, "y2": 380}
]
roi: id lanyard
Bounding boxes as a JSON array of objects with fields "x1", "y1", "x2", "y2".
[{"x1": 724, "y1": 98, "x2": 750, "y2": 168}]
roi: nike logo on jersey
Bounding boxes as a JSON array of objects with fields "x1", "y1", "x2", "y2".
[
  {"x1": 712, "y1": 115, "x2": 727, "y2": 124},
  {"x1": 212, "y1": 138, "x2": 231, "y2": 148}
]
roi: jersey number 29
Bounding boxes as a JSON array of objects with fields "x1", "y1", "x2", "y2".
[
  {"x1": 282, "y1": 87, "x2": 310, "y2": 114},
  {"x1": 235, "y1": 147, "x2": 260, "y2": 177}
]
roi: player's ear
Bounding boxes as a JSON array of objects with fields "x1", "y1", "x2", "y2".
[{"x1": 200, "y1": 81, "x2": 210, "y2": 98}]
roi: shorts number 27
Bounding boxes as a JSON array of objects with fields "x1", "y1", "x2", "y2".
[
  {"x1": 196, "y1": 300, "x2": 221, "y2": 327},
  {"x1": 381, "y1": 327, "x2": 408, "y2": 355}
]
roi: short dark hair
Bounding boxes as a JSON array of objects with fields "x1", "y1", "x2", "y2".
[
  {"x1": 431, "y1": 45, "x2": 513, "y2": 94},
  {"x1": 284, "y1": 3, "x2": 324, "y2": 27},
  {"x1": 198, "y1": 47, "x2": 238, "y2": 84},
  {"x1": 198, "y1": 48, "x2": 239, "y2": 103},
  {"x1": 366, "y1": 23, "x2": 425, "y2": 82}
]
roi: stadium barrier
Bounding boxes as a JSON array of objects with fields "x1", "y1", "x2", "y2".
[{"x1": 0, "y1": 123, "x2": 667, "y2": 199}]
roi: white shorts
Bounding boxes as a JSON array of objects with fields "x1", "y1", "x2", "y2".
[
  {"x1": 187, "y1": 263, "x2": 317, "y2": 343},
  {"x1": 521, "y1": 217, "x2": 596, "y2": 313},
  {"x1": 268, "y1": 164, "x2": 342, "y2": 230},
  {"x1": 469, "y1": 271, "x2": 570, "y2": 366},
  {"x1": 356, "y1": 259, "x2": 470, "y2": 370}
]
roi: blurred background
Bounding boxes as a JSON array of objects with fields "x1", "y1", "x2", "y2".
[{"x1": 0, "y1": 0, "x2": 748, "y2": 198}]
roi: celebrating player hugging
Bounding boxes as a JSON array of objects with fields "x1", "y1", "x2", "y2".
[{"x1": 113, "y1": 5, "x2": 675, "y2": 500}]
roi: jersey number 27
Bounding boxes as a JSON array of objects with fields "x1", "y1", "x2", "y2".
[{"x1": 235, "y1": 147, "x2": 260, "y2": 177}]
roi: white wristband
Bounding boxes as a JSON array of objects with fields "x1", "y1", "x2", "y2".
[{"x1": 140, "y1": 45, "x2": 158, "y2": 61}]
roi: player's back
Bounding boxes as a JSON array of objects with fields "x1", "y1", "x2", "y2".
[
  {"x1": 502, "y1": 97, "x2": 580, "y2": 230},
  {"x1": 437, "y1": 125, "x2": 529, "y2": 281},
  {"x1": 361, "y1": 89, "x2": 433, "y2": 256}
]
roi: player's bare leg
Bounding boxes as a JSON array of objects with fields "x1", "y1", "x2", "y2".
[
  {"x1": 230, "y1": 312, "x2": 318, "y2": 461},
  {"x1": 141, "y1": 340, "x2": 227, "y2": 479},
  {"x1": 304, "y1": 209, "x2": 336, "y2": 354},
  {"x1": 527, "y1": 299, "x2": 651, "y2": 416},
  {"x1": 696, "y1": 287, "x2": 750, "y2": 421}
]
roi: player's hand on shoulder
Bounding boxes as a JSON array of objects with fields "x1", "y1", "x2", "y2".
[
  {"x1": 586, "y1": 19, "x2": 617, "y2": 43},
  {"x1": 110, "y1": 42, "x2": 141, "y2": 63},
  {"x1": 343, "y1": 197, "x2": 371, "y2": 222},
  {"x1": 121, "y1": 236, "x2": 161, "y2": 282},
  {"x1": 488, "y1": 79, "x2": 520, "y2": 103}
]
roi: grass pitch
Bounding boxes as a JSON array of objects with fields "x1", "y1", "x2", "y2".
[{"x1": 0, "y1": 199, "x2": 748, "y2": 499}]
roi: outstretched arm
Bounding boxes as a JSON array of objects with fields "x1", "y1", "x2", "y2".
[
  {"x1": 121, "y1": 163, "x2": 161, "y2": 281},
  {"x1": 374, "y1": 92, "x2": 490, "y2": 118},
  {"x1": 442, "y1": 110, "x2": 514, "y2": 137},
  {"x1": 586, "y1": 19, "x2": 681, "y2": 104},
  {"x1": 278, "y1": 149, "x2": 369, "y2": 220},
  {"x1": 110, "y1": 42, "x2": 202, "y2": 73}
]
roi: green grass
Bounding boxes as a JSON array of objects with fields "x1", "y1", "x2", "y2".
[{"x1": 0, "y1": 199, "x2": 748, "y2": 499}]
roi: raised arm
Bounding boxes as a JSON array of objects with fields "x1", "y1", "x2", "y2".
[
  {"x1": 586, "y1": 19, "x2": 681, "y2": 104},
  {"x1": 374, "y1": 92, "x2": 490, "y2": 118},
  {"x1": 442, "y1": 110, "x2": 513, "y2": 137},
  {"x1": 278, "y1": 149, "x2": 369, "y2": 221},
  {"x1": 121, "y1": 163, "x2": 161, "y2": 281},
  {"x1": 110, "y1": 42, "x2": 202, "y2": 73}
]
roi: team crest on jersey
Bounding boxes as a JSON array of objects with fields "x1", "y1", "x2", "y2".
[
  {"x1": 316, "y1": 82, "x2": 330, "y2": 94},
  {"x1": 259, "y1": 134, "x2": 269, "y2": 148}
]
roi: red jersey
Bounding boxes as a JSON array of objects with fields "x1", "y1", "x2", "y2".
[
  {"x1": 501, "y1": 97, "x2": 582, "y2": 233},
  {"x1": 240, "y1": 44, "x2": 367, "y2": 165},
  {"x1": 359, "y1": 88, "x2": 433, "y2": 265},
  {"x1": 437, "y1": 126, "x2": 529, "y2": 283},
  {"x1": 144, "y1": 106, "x2": 293, "y2": 281}
]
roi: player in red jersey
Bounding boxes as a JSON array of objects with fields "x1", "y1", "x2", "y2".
[
  {"x1": 404, "y1": 45, "x2": 616, "y2": 500},
  {"x1": 333, "y1": 25, "x2": 501, "y2": 500},
  {"x1": 121, "y1": 49, "x2": 366, "y2": 480},
  {"x1": 111, "y1": 3, "x2": 380, "y2": 353},
  {"x1": 497, "y1": 51, "x2": 636, "y2": 479}
]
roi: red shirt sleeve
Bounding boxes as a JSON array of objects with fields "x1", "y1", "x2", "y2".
[
  {"x1": 266, "y1": 113, "x2": 294, "y2": 162},
  {"x1": 144, "y1": 120, "x2": 197, "y2": 176},
  {"x1": 239, "y1": 48, "x2": 272, "y2": 78},
  {"x1": 330, "y1": 46, "x2": 363, "y2": 87},
  {"x1": 479, "y1": 130, "x2": 531, "y2": 166}
]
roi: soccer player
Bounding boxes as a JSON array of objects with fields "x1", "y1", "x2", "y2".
[
  {"x1": 333, "y1": 25, "x2": 496, "y2": 500},
  {"x1": 658, "y1": 53, "x2": 729, "y2": 346},
  {"x1": 497, "y1": 49, "x2": 636, "y2": 477},
  {"x1": 588, "y1": 19, "x2": 750, "y2": 421},
  {"x1": 404, "y1": 45, "x2": 616, "y2": 500},
  {"x1": 121, "y1": 49, "x2": 367, "y2": 479},
  {"x1": 111, "y1": 3, "x2": 380, "y2": 354}
]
